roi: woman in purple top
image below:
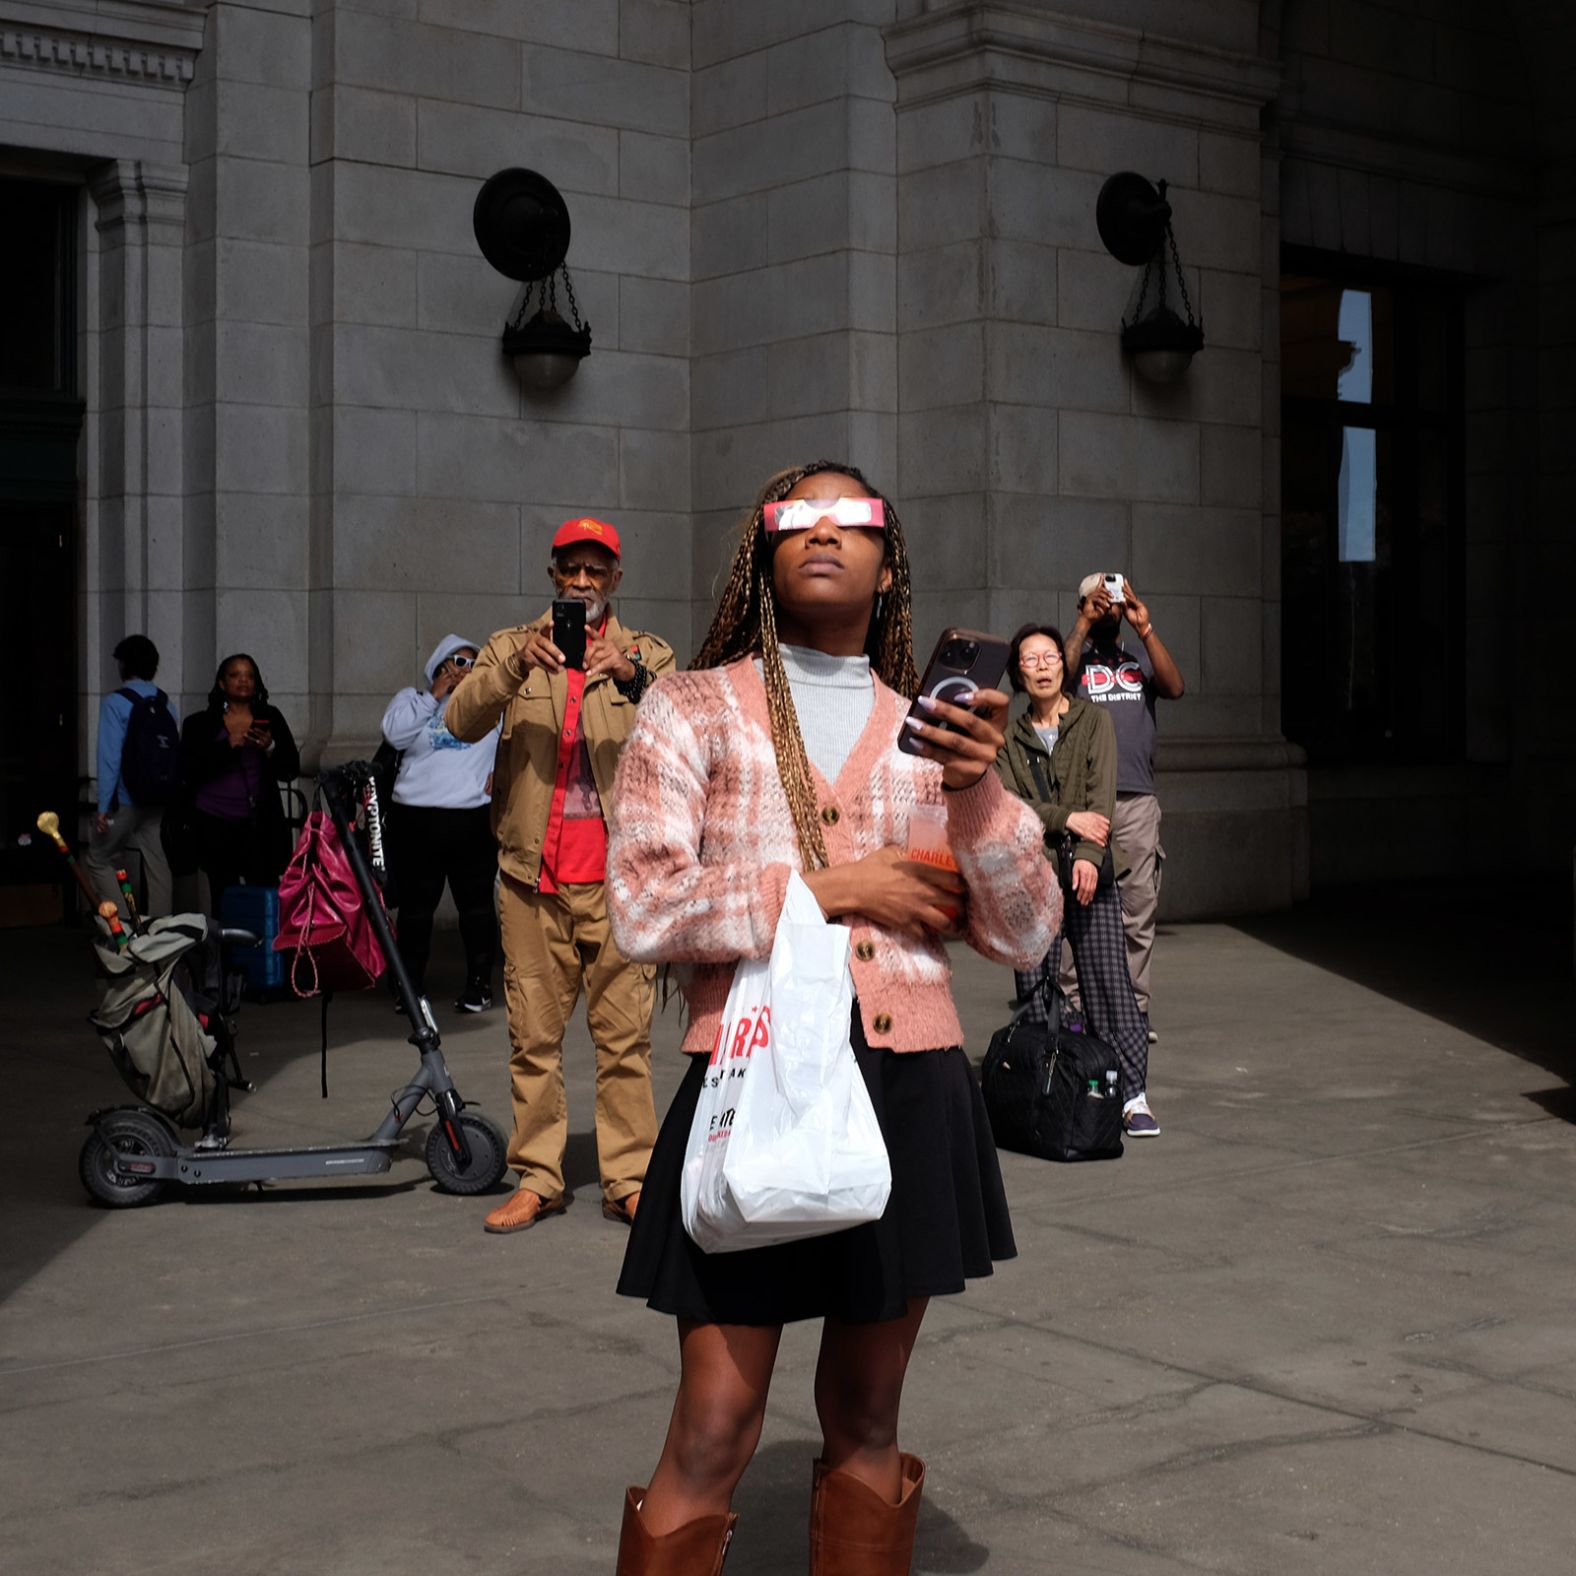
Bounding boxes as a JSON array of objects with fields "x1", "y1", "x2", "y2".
[{"x1": 180, "y1": 653, "x2": 300, "y2": 915}]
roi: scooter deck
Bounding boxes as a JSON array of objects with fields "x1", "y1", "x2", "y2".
[{"x1": 121, "y1": 1139, "x2": 402, "y2": 1186}]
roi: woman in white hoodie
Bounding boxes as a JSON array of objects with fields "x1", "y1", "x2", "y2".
[{"x1": 381, "y1": 635, "x2": 501, "y2": 1012}]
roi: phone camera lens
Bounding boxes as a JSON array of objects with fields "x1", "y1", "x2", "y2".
[{"x1": 939, "y1": 639, "x2": 978, "y2": 667}]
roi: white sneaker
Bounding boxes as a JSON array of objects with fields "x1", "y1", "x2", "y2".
[{"x1": 1122, "y1": 1092, "x2": 1160, "y2": 1137}]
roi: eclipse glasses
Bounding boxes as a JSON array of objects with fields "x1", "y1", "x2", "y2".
[{"x1": 763, "y1": 497, "x2": 887, "y2": 533}]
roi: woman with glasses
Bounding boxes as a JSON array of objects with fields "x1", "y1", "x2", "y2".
[
  {"x1": 381, "y1": 635, "x2": 500, "y2": 1012},
  {"x1": 995, "y1": 624, "x2": 1157, "y2": 1136},
  {"x1": 180, "y1": 653, "x2": 301, "y2": 916},
  {"x1": 603, "y1": 463, "x2": 1059, "y2": 1574}
]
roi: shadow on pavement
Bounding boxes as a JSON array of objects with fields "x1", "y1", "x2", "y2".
[
  {"x1": 0, "y1": 922, "x2": 503, "y2": 1303},
  {"x1": 1231, "y1": 876, "x2": 1575, "y2": 1101}
]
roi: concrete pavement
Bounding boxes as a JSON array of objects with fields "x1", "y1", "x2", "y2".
[{"x1": 2, "y1": 884, "x2": 1572, "y2": 1575}]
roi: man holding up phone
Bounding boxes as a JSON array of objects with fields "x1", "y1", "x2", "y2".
[
  {"x1": 1064, "y1": 573, "x2": 1184, "y2": 1070},
  {"x1": 446, "y1": 518, "x2": 676, "y2": 1236}
]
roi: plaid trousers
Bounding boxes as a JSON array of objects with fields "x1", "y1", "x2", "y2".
[{"x1": 1014, "y1": 876, "x2": 1149, "y2": 1100}]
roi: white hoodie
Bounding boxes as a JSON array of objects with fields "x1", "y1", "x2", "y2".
[{"x1": 381, "y1": 634, "x2": 499, "y2": 810}]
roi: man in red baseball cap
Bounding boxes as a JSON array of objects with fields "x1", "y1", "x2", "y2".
[{"x1": 447, "y1": 517, "x2": 675, "y2": 1235}]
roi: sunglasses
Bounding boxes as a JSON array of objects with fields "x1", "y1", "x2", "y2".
[
  {"x1": 763, "y1": 497, "x2": 887, "y2": 533},
  {"x1": 444, "y1": 653, "x2": 476, "y2": 671}
]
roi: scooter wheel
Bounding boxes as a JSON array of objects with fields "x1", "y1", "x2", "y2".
[
  {"x1": 425, "y1": 1110, "x2": 509, "y2": 1196},
  {"x1": 80, "y1": 1109, "x2": 175, "y2": 1208}
]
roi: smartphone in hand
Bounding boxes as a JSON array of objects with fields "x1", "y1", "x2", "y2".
[
  {"x1": 552, "y1": 598, "x2": 588, "y2": 670},
  {"x1": 897, "y1": 628, "x2": 1010, "y2": 757}
]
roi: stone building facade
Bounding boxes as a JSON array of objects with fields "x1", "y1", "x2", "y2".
[{"x1": 1, "y1": 0, "x2": 1570, "y2": 919}]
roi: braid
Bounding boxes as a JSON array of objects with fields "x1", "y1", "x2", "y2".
[
  {"x1": 757, "y1": 579, "x2": 831, "y2": 869},
  {"x1": 693, "y1": 459, "x2": 918, "y2": 870}
]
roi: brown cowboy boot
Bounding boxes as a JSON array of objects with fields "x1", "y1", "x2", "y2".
[
  {"x1": 809, "y1": 1454, "x2": 926, "y2": 1575},
  {"x1": 615, "y1": 1487, "x2": 736, "y2": 1575}
]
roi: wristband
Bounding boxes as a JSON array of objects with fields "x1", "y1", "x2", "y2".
[{"x1": 613, "y1": 660, "x2": 651, "y2": 704}]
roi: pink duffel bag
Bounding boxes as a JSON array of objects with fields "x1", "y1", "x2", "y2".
[{"x1": 274, "y1": 810, "x2": 387, "y2": 996}]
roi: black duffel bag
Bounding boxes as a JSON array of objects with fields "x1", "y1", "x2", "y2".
[{"x1": 980, "y1": 986, "x2": 1124, "y2": 1162}]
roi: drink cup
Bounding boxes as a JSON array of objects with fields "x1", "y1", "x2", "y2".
[{"x1": 906, "y1": 804, "x2": 961, "y2": 924}]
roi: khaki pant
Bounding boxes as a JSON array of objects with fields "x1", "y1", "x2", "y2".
[
  {"x1": 497, "y1": 874, "x2": 656, "y2": 1204},
  {"x1": 81, "y1": 805, "x2": 171, "y2": 922},
  {"x1": 1061, "y1": 791, "x2": 1164, "y2": 1019}
]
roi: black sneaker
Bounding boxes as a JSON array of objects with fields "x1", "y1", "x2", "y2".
[{"x1": 455, "y1": 979, "x2": 492, "y2": 1013}]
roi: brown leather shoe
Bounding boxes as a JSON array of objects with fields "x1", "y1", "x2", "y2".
[
  {"x1": 482, "y1": 1188, "x2": 567, "y2": 1235},
  {"x1": 602, "y1": 1190, "x2": 641, "y2": 1226}
]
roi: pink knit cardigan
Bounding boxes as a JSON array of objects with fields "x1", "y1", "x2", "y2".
[{"x1": 606, "y1": 657, "x2": 1061, "y2": 1054}]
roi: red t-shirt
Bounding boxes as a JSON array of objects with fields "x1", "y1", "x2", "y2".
[{"x1": 538, "y1": 663, "x2": 608, "y2": 892}]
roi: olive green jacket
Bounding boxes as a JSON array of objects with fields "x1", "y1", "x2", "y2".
[
  {"x1": 445, "y1": 609, "x2": 675, "y2": 887},
  {"x1": 994, "y1": 695, "x2": 1129, "y2": 880}
]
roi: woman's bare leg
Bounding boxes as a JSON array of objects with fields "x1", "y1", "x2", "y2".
[
  {"x1": 812, "y1": 1297, "x2": 929, "y2": 1500},
  {"x1": 638, "y1": 1318, "x2": 783, "y2": 1534}
]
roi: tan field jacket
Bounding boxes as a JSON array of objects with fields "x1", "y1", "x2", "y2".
[{"x1": 445, "y1": 609, "x2": 675, "y2": 887}]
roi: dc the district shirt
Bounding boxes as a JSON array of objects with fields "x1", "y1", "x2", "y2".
[{"x1": 1076, "y1": 637, "x2": 1158, "y2": 796}]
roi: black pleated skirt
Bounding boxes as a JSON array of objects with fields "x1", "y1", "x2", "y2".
[{"x1": 617, "y1": 1011, "x2": 1016, "y2": 1326}]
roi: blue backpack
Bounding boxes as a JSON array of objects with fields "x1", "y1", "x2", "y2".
[{"x1": 117, "y1": 688, "x2": 182, "y2": 805}]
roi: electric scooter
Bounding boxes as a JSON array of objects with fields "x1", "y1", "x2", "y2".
[{"x1": 73, "y1": 763, "x2": 509, "y2": 1206}]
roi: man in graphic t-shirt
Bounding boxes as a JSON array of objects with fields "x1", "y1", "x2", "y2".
[
  {"x1": 1065, "y1": 572, "x2": 1185, "y2": 1046},
  {"x1": 446, "y1": 518, "x2": 675, "y2": 1236}
]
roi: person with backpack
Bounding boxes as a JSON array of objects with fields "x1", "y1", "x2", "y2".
[
  {"x1": 83, "y1": 634, "x2": 178, "y2": 921},
  {"x1": 180, "y1": 654, "x2": 300, "y2": 916}
]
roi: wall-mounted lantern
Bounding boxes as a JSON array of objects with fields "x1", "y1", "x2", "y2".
[
  {"x1": 1096, "y1": 172, "x2": 1204, "y2": 385},
  {"x1": 473, "y1": 167, "x2": 591, "y2": 392}
]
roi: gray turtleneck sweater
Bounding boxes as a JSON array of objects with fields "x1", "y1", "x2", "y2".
[{"x1": 755, "y1": 643, "x2": 874, "y2": 783}]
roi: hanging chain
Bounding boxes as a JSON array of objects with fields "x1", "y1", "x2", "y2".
[
  {"x1": 505, "y1": 265, "x2": 587, "y2": 332},
  {"x1": 559, "y1": 263, "x2": 583, "y2": 331},
  {"x1": 1167, "y1": 223, "x2": 1197, "y2": 327},
  {"x1": 1127, "y1": 258, "x2": 1153, "y2": 328}
]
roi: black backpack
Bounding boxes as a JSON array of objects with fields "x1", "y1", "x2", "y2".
[
  {"x1": 116, "y1": 687, "x2": 182, "y2": 806},
  {"x1": 980, "y1": 986, "x2": 1124, "y2": 1163}
]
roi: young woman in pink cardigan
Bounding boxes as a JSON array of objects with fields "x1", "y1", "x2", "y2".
[{"x1": 605, "y1": 460, "x2": 1061, "y2": 1575}]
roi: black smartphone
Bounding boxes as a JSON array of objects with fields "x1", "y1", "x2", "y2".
[
  {"x1": 897, "y1": 627, "x2": 1011, "y2": 757},
  {"x1": 552, "y1": 598, "x2": 588, "y2": 670}
]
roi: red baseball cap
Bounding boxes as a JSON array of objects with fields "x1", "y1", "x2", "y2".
[{"x1": 552, "y1": 516, "x2": 621, "y2": 557}]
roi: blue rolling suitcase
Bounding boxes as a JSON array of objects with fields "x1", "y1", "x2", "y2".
[{"x1": 220, "y1": 885, "x2": 286, "y2": 996}]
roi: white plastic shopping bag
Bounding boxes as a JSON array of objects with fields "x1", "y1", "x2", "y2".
[{"x1": 681, "y1": 873, "x2": 892, "y2": 1254}]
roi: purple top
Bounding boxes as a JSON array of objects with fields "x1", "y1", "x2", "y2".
[{"x1": 194, "y1": 727, "x2": 267, "y2": 820}]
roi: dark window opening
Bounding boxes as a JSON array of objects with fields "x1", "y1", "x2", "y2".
[
  {"x1": 1280, "y1": 252, "x2": 1465, "y2": 763},
  {"x1": 0, "y1": 177, "x2": 77, "y2": 399}
]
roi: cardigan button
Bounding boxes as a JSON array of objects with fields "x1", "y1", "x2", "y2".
[
  {"x1": 820, "y1": 805, "x2": 840, "y2": 825},
  {"x1": 854, "y1": 939, "x2": 875, "y2": 962},
  {"x1": 872, "y1": 1011, "x2": 893, "y2": 1035}
]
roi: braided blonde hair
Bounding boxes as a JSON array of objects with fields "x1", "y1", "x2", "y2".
[{"x1": 693, "y1": 461, "x2": 919, "y2": 870}]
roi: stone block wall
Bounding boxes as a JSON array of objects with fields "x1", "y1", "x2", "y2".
[
  {"x1": 9, "y1": 0, "x2": 1572, "y2": 916},
  {"x1": 307, "y1": 0, "x2": 693, "y2": 750},
  {"x1": 185, "y1": 0, "x2": 313, "y2": 734},
  {"x1": 689, "y1": 1, "x2": 899, "y2": 653}
]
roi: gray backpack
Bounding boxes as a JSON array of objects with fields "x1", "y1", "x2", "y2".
[{"x1": 89, "y1": 915, "x2": 218, "y2": 1128}]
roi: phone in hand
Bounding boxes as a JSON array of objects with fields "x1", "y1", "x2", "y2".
[
  {"x1": 897, "y1": 628, "x2": 1011, "y2": 758},
  {"x1": 1102, "y1": 572, "x2": 1126, "y2": 604},
  {"x1": 552, "y1": 598, "x2": 588, "y2": 671}
]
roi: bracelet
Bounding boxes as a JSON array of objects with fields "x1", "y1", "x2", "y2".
[
  {"x1": 613, "y1": 660, "x2": 651, "y2": 704},
  {"x1": 1136, "y1": 624, "x2": 1154, "y2": 640}
]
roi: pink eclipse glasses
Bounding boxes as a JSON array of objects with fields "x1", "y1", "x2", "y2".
[{"x1": 763, "y1": 496, "x2": 887, "y2": 533}]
